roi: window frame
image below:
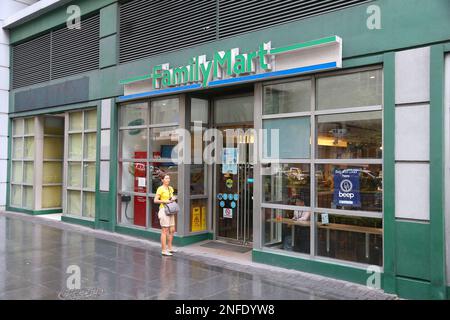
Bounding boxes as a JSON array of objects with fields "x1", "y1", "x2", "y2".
[
  {"x1": 260, "y1": 65, "x2": 384, "y2": 267},
  {"x1": 10, "y1": 117, "x2": 36, "y2": 210},
  {"x1": 64, "y1": 108, "x2": 98, "y2": 220},
  {"x1": 117, "y1": 96, "x2": 181, "y2": 231}
]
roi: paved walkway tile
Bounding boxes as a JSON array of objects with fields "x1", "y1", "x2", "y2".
[{"x1": 0, "y1": 212, "x2": 398, "y2": 300}]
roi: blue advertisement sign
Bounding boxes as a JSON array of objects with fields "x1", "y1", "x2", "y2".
[{"x1": 333, "y1": 169, "x2": 361, "y2": 208}]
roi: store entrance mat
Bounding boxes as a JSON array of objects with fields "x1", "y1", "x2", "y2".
[{"x1": 200, "y1": 241, "x2": 252, "y2": 253}]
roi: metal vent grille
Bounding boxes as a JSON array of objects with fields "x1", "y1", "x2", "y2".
[
  {"x1": 51, "y1": 15, "x2": 100, "y2": 80},
  {"x1": 218, "y1": 0, "x2": 371, "y2": 39},
  {"x1": 119, "y1": 0, "x2": 217, "y2": 64},
  {"x1": 219, "y1": 0, "x2": 368, "y2": 38},
  {"x1": 12, "y1": 33, "x2": 51, "y2": 89},
  {"x1": 12, "y1": 15, "x2": 100, "y2": 89},
  {"x1": 119, "y1": 0, "x2": 371, "y2": 64}
]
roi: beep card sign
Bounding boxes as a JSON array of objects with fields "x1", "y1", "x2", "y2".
[{"x1": 333, "y1": 169, "x2": 361, "y2": 208}]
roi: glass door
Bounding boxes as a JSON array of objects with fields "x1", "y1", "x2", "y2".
[{"x1": 213, "y1": 95, "x2": 254, "y2": 245}]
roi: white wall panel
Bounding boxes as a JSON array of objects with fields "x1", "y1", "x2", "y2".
[
  {"x1": 0, "y1": 89, "x2": 9, "y2": 113},
  {"x1": 100, "y1": 130, "x2": 110, "y2": 160},
  {"x1": 395, "y1": 163, "x2": 430, "y2": 221},
  {"x1": 0, "y1": 114, "x2": 8, "y2": 136},
  {"x1": 100, "y1": 161, "x2": 110, "y2": 192},
  {"x1": 101, "y1": 99, "x2": 111, "y2": 129},
  {"x1": 0, "y1": 182, "x2": 6, "y2": 207},
  {"x1": 0, "y1": 43, "x2": 10, "y2": 68},
  {"x1": 395, "y1": 47, "x2": 430, "y2": 104},
  {"x1": 395, "y1": 104, "x2": 430, "y2": 161},
  {"x1": 0, "y1": 159, "x2": 7, "y2": 183}
]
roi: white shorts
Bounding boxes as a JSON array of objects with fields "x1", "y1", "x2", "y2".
[{"x1": 158, "y1": 207, "x2": 175, "y2": 228}]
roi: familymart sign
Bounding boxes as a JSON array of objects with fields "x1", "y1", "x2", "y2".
[{"x1": 119, "y1": 36, "x2": 342, "y2": 101}]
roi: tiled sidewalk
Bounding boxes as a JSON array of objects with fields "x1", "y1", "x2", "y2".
[{"x1": 0, "y1": 211, "x2": 398, "y2": 300}]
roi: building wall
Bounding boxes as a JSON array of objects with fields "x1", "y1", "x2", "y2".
[
  {"x1": 3, "y1": 0, "x2": 450, "y2": 299},
  {"x1": 0, "y1": 0, "x2": 38, "y2": 210}
]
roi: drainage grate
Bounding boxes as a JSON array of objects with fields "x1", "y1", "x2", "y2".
[{"x1": 58, "y1": 288, "x2": 104, "y2": 300}]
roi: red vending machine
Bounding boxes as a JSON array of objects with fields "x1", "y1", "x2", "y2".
[{"x1": 134, "y1": 151, "x2": 147, "y2": 227}]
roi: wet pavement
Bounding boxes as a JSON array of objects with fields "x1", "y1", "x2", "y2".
[{"x1": 0, "y1": 212, "x2": 397, "y2": 300}]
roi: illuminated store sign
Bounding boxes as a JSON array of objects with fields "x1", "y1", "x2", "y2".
[{"x1": 119, "y1": 36, "x2": 342, "y2": 101}]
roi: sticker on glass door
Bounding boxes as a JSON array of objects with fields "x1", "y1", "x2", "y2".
[
  {"x1": 222, "y1": 148, "x2": 239, "y2": 174},
  {"x1": 223, "y1": 208, "x2": 233, "y2": 219}
]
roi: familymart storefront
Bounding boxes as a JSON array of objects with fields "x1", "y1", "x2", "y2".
[
  {"x1": 116, "y1": 36, "x2": 384, "y2": 272},
  {"x1": 6, "y1": 0, "x2": 450, "y2": 297}
]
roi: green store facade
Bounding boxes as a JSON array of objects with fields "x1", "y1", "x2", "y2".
[{"x1": 3, "y1": 0, "x2": 450, "y2": 300}]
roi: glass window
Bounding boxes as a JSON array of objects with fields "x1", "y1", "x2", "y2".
[
  {"x1": 190, "y1": 199, "x2": 208, "y2": 232},
  {"x1": 68, "y1": 162, "x2": 82, "y2": 188},
  {"x1": 190, "y1": 165, "x2": 206, "y2": 196},
  {"x1": 262, "y1": 163, "x2": 310, "y2": 206},
  {"x1": 67, "y1": 190, "x2": 81, "y2": 216},
  {"x1": 214, "y1": 96, "x2": 254, "y2": 124},
  {"x1": 13, "y1": 119, "x2": 23, "y2": 136},
  {"x1": 65, "y1": 109, "x2": 97, "y2": 219},
  {"x1": 316, "y1": 164, "x2": 383, "y2": 212},
  {"x1": 119, "y1": 101, "x2": 181, "y2": 230},
  {"x1": 263, "y1": 117, "x2": 310, "y2": 159},
  {"x1": 120, "y1": 102, "x2": 148, "y2": 127},
  {"x1": 42, "y1": 186, "x2": 62, "y2": 208},
  {"x1": 263, "y1": 208, "x2": 311, "y2": 254},
  {"x1": 120, "y1": 129, "x2": 148, "y2": 160},
  {"x1": 150, "y1": 126, "x2": 179, "y2": 160},
  {"x1": 12, "y1": 138, "x2": 23, "y2": 159},
  {"x1": 317, "y1": 70, "x2": 382, "y2": 110},
  {"x1": 316, "y1": 214, "x2": 382, "y2": 266},
  {"x1": 69, "y1": 112, "x2": 83, "y2": 131},
  {"x1": 24, "y1": 118, "x2": 35, "y2": 135},
  {"x1": 24, "y1": 137, "x2": 34, "y2": 159},
  {"x1": 84, "y1": 110, "x2": 97, "y2": 130},
  {"x1": 264, "y1": 80, "x2": 311, "y2": 115},
  {"x1": 44, "y1": 117, "x2": 64, "y2": 135},
  {"x1": 190, "y1": 126, "x2": 205, "y2": 164},
  {"x1": 151, "y1": 98, "x2": 179, "y2": 124},
  {"x1": 83, "y1": 162, "x2": 96, "y2": 189},
  {"x1": 68, "y1": 134, "x2": 82, "y2": 160},
  {"x1": 118, "y1": 194, "x2": 148, "y2": 228},
  {"x1": 83, "y1": 192, "x2": 96, "y2": 218},
  {"x1": 149, "y1": 163, "x2": 178, "y2": 194},
  {"x1": 11, "y1": 162, "x2": 22, "y2": 184},
  {"x1": 23, "y1": 186, "x2": 34, "y2": 208},
  {"x1": 11, "y1": 185, "x2": 21, "y2": 207},
  {"x1": 121, "y1": 162, "x2": 146, "y2": 194},
  {"x1": 43, "y1": 162, "x2": 63, "y2": 184},
  {"x1": 191, "y1": 98, "x2": 209, "y2": 124},
  {"x1": 316, "y1": 111, "x2": 382, "y2": 159},
  {"x1": 10, "y1": 118, "x2": 36, "y2": 209},
  {"x1": 84, "y1": 133, "x2": 97, "y2": 160},
  {"x1": 259, "y1": 68, "x2": 384, "y2": 266},
  {"x1": 43, "y1": 137, "x2": 63, "y2": 159},
  {"x1": 149, "y1": 196, "x2": 162, "y2": 229},
  {"x1": 23, "y1": 162, "x2": 34, "y2": 184}
]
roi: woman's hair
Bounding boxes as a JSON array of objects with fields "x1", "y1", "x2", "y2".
[{"x1": 160, "y1": 173, "x2": 170, "y2": 180}]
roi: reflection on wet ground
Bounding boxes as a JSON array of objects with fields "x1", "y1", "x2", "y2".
[{"x1": 0, "y1": 215, "x2": 366, "y2": 300}]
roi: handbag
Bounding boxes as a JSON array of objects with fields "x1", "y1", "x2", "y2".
[{"x1": 164, "y1": 188, "x2": 179, "y2": 215}]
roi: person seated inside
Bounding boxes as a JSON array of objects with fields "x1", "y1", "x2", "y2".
[{"x1": 293, "y1": 199, "x2": 311, "y2": 221}]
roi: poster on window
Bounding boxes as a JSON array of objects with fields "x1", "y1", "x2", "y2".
[
  {"x1": 333, "y1": 169, "x2": 361, "y2": 208},
  {"x1": 222, "y1": 148, "x2": 238, "y2": 175}
]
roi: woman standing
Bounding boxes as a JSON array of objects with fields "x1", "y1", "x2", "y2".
[{"x1": 154, "y1": 174, "x2": 177, "y2": 256}]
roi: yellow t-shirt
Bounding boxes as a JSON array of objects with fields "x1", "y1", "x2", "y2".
[{"x1": 156, "y1": 186, "x2": 174, "y2": 209}]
